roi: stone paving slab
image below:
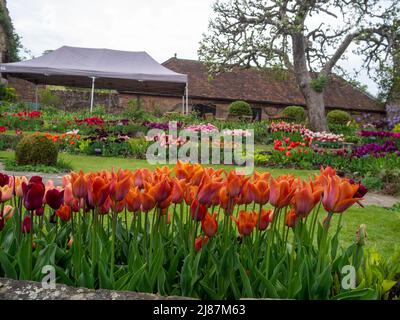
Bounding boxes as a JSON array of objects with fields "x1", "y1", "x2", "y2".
[{"x1": 0, "y1": 278, "x2": 191, "y2": 300}]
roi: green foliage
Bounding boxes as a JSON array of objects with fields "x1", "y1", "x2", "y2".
[
  {"x1": 228, "y1": 101, "x2": 252, "y2": 117},
  {"x1": 281, "y1": 106, "x2": 307, "y2": 122},
  {"x1": 4, "y1": 157, "x2": 72, "y2": 173},
  {"x1": 39, "y1": 89, "x2": 61, "y2": 108},
  {"x1": 310, "y1": 75, "x2": 328, "y2": 92},
  {"x1": 129, "y1": 138, "x2": 151, "y2": 159},
  {"x1": 15, "y1": 135, "x2": 58, "y2": 166},
  {"x1": 0, "y1": 84, "x2": 17, "y2": 102},
  {"x1": 123, "y1": 99, "x2": 152, "y2": 121},
  {"x1": 0, "y1": 134, "x2": 22, "y2": 150},
  {"x1": 327, "y1": 110, "x2": 351, "y2": 126},
  {"x1": 0, "y1": 6, "x2": 22, "y2": 62}
]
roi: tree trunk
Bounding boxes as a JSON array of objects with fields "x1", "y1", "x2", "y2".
[
  {"x1": 302, "y1": 87, "x2": 327, "y2": 132},
  {"x1": 292, "y1": 33, "x2": 328, "y2": 132}
]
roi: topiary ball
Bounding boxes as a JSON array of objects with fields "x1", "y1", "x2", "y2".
[
  {"x1": 327, "y1": 110, "x2": 351, "y2": 126},
  {"x1": 228, "y1": 101, "x2": 252, "y2": 117},
  {"x1": 15, "y1": 135, "x2": 58, "y2": 166},
  {"x1": 281, "y1": 106, "x2": 307, "y2": 122}
]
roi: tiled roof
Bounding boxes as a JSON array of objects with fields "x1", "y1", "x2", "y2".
[{"x1": 163, "y1": 58, "x2": 384, "y2": 112}]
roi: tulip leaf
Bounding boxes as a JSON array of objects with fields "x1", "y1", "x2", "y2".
[
  {"x1": 382, "y1": 280, "x2": 397, "y2": 293},
  {"x1": 237, "y1": 255, "x2": 254, "y2": 298},
  {"x1": 126, "y1": 262, "x2": 147, "y2": 291},
  {"x1": 331, "y1": 288, "x2": 379, "y2": 300},
  {"x1": 0, "y1": 251, "x2": 17, "y2": 279},
  {"x1": 98, "y1": 261, "x2": 112, "y2": 289}
]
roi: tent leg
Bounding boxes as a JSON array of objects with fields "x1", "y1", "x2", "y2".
[
  {"x1": 90, "y1": 77, "x2": 96, "y2": 113},
  {"x1": 185, "y1": 84, "x2": 189, "y2": 115},
  {"x1": 182, "y1": 95, "x2": 185, "y2": 114},
  {"x1": 35, "y1": 85, "x2": 39, "y2": 111}
]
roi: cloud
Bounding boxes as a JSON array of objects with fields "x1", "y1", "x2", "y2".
[{"x1": 8, "y1": 0, "x2": 378, "y2": 95}]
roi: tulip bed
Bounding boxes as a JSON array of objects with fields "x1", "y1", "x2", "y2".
[{"x1": 0, "y1": 162, "x2": 393, "y2": 300}]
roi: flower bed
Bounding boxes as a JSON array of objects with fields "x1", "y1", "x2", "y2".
[{"x1": 0, "y1": 163, "x2": 392, "y2": 299}]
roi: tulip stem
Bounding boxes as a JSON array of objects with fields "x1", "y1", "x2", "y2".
[
  {"x1": 310, "y1": 202, "x2": 322, "y2": 246},
  {"x1": 111, "y1": 210, "x2": 117, "y2": 282}
]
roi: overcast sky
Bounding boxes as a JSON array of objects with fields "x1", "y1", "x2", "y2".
[{"x1": 8, "y1": 0, "x2": 378, "y2": 95}]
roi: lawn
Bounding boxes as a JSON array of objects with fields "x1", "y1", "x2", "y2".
[{"x1": 0, "y1": 150, "x2": 399, "y2": 258}]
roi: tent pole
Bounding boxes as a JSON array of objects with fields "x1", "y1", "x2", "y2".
[
  {"x1": 90, "y1": 77, "x2": 96, "y2": 113},
  {"x1": 182, "y1": 95, "x2": 185, "y2": 114},
  {"x1": 35, "y1": 85, "x2": 39, "y2": 110},
  {"x1": 185, "y1": 84, "x2": 189, "y2": 115}
]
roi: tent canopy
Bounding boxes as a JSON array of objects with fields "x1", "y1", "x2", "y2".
[{"x1": 0, "y1": 46, "x2": 188, "y2": 95}]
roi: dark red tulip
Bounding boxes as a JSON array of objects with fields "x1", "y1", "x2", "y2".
[
  {"x1": 46, "y1": 189, "x2": 65, "y2": 210},
  {"x1": 35, "y1": 206, "x2": 45, "y2": 216},
  {"x1": 29, "y1": 176, "x2": 44, "y2": 186},
  {"x1": 49, "y1": 213, "x2": 57, "y2": 224},
  {"x1": 0, "y1": 173, "x2": 9, "y2": 187},
  {"x1": 22, "y1": 216, "x2": 31, "y2": 233},
  {"x1": 22, "y1": 182, "x2": 45, "y2": 211}
]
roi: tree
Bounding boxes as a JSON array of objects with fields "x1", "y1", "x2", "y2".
[{"x1": 199, "y1": 0, "x2": 398, "y2": 131}]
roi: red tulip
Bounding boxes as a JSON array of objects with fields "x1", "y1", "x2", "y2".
[
  {"x1": 190, "y1": 200, "x2": 207, "y2": 221},
  {"x1": 22, "y1": 215, "x2": 31, "y2": 233},
  {"x1": 195, "y1": 235, "x2": 209, "y2": 252},
  {"x1": 0, "y1": 173, "x2": 9, "y2": 187},
  {"x1": 56, "y1": 204, "x2": 71, "y2": 222},
  {"x1": 22, "y1": 182, "x2": 45, "y2": 211},
  {"x1": 45, "y1": 189, "x2": 65, "y2": 210}
]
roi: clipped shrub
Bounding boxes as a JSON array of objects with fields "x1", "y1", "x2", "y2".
[
  {"x1": 281, "y1": 106, "x2": 306, "y2": 122},
  {"x1": 327, "y1": 110, "x2": 351, "y2": 125},
  {"x1": 228, "y1": 101, "x2": 252, "y2": 117},
  {"x1": 15, "y1": 134, "x2": 58, "y2": 166}
]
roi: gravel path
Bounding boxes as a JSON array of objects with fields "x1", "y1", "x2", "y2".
[{"x1": 0, "y1": 164, "x2": 399, "y2": 208}]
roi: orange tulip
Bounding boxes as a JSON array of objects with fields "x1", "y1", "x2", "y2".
[
  {"x1": 87, "y1": 176, "x2": 110, "y2": 208},
  {"x1": 140, "y1": 192, "x2": 156, "y2": 212},
  {"x1": 254, "y1": 180, "x2": 270, "y2": 205},
  {"x1": 269, "y1": 177, "x2": 295, "y2": 208},
  {"x1": 201, "y1": 213, "x2": 218, "y2": 237},
  {"x1": 322, "y1": 175, "x2": 362, "y2": 213},
  {"x1": 232, "y1": 210, "x2": 257, "y2": 237},
  {"x1": 109, "y1": 176, "x2": 131, "y2": 202},
  {"x1": 285, "y1": 208, "x2": 298, "y2": 228},
  {"x1": 226, "y1": 172, "x2": 242, "y2": 198},
  {"x1": 71, "y1": 170, "x2": 88, "y2": 199},
  {"x1": 198, "y1": 181, "x2": 223, "y2": 206},
  {"x1": 218, "y1": 186, "x2": 230, "y2": 210},
  {"x1": 125, "y1": 188, "x2": 141, "y2": 212},
  {"x1": 238, "y1": 181, "x2": 258, "y2": 205},
  {"x1": 148, "y1": 179, "x2": 172, "y2": 204},
  {"x1": 257, "y1": 208, "x2": 272, "y2": 231},
  {"x1": 171, "y1": 179, "x2": 185, "y2": 204},
  {"x1": 292, "y1": 182, "x2": 322, "y2": 218}
]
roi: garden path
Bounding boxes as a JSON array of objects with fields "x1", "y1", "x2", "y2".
[{"x1": 0, "y1": 164, "x2": 399, "y2": 208}]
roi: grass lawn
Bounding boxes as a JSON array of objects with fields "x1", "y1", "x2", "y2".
[{"x1": 0, "y1": 150, "x2": 399, "y2": 258}]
